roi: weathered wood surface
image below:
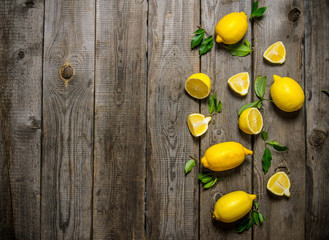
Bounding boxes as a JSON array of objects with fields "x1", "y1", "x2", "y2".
[
  {"x1": 0, "y1": 0, "x2": 43, "y2": 239},
  {"x1": 0, "y1": 0, "x2": 329, "y2": 239}
]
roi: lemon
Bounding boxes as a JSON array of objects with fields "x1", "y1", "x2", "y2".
[
  {"x1": 227, "y1": 72, "x2": 250, "y2": 96},
  {"x1": 201, "y1": 142, "x2": 253, "y2": 171},
  {"x1": 215, "y1": 12, "x2": 248, "y2": 44},
  {"x1": 267, "y1": 172, "x2": 291, "y2": 197},
  {"x1": 270, "y1": 75, "x2": 305, "y2": 112},
  {"x1": 238, "y1": 108, "x2": 263, "y2": 135},
  {"x1": 185, "y1": 73, "x2": 211, "y2": 99},
  {"x1": 263, "y1": 41, "x2": 286, "y2": 64},
  {"x1": 213, "y1": 191, "x2": 257, "y2": 223},
  {"x1": 187, "y1": 113, "x2": 212, "y2": 137}
]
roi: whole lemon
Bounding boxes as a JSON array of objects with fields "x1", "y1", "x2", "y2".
[
  {"x1": 201, "y1": 142, "x2": 253, "y2": 171},
  {"x1": 213, "y1": 191, "x2": 256, "y2": 223},
  {"x1": 215, "y1": 12, "x2": 248, "y2": 44},
  {"x1": 270, "y1": 75, "x2": 305, "y2": 112}
]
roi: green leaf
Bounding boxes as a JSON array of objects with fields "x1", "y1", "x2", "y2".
[
  {"x1": 255, "y1": 75, "x2": 267, "y2": 98},
  {"x1": 200, "y1": 36, "x2": 214, "y2": 56},
  {"x1": 200, "y1": 176, "x2": 213, "y2": 184},
  {"x1": 198, "y1": 172, "x2": 211, "y2": 181},
  {"x1": 216, "y1": 101, "x2": 223, "y2": 113},
  {"x1": 245, "y1": 220, "x2": 253, "y2": 230},
  {"x1": 203, "y1": 178, "x2": 217, "y2": 188},
  {"x1": 251, "y1": 1, "x2": 259, "y2": 14},
  {"x1": 252, "y1": 211, "x2": 259, "y2": 225},
  {"x1": 191, "y1": 32, "x2": 204, "y2": 49},
  {"x1": 262, "y1": 147, "x2": 272, "y2": 174},
  {"x1": 223, "y1": 41, "x2": 252, "y2": 57},
  {"x1": 208, "y1": 94, "x2": 216, "y2": 114},
  {"x1": 194, "y1": 28, "x2": 205, "y2": 35},
  {"x1": 261, "y1": 131, "x2": 268, "y2": 141},
  {"x1": 185, "y1": 159, "x2": 196, "y2": 174},
  {"x1": 256, "y1": 99, "x2": 263, "y2": 109},
  {"x1": 235, "y1": 217, "x2": 250, "y2": 233},
  {"x1": 238, "y1": 100, "x2": 261, "y2": 115},
  {"x1": 253, "y1": 201, "x2": 259, "y2": 210},
  {"x1": 268, "y1": 141, "x2": 288, "y2": 152},
  {"x1": 251, "y1": 7, "x2": 268, "y2": 18},
  {"x1": 245, "y1": 39, "x2": 251, "y2": 49},
  {"x1": 258, "y1": 212, "x2": 264, "y2": 224},
  {"x1": 321, "y1": 90, "x2": 329, "y2": 96}
]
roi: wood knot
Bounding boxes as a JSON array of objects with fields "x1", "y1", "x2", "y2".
[
  {"x1": 309, "y1": 129, "x2": 327, "y2": 147},
  {"x1": 29, "y1": 116, "x2": 41, "y2": 129},
  {"x1": 59, "y1": 61, "x2": 75, "y2": 87},
  {"x1": 288, "y1": 8, "x2": 301, "y2": 22},
  {"x1": 17, "y1": 51, "x2": 25, "y2": 60},
  {"x1": 25, "y1": 1, "x2": 34, "y2": 8}
]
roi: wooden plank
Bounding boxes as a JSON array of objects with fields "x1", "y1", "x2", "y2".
[
  {"x1": 93, "y1": 1, "x2": 147, "y2": 239},
  {"x1": 305, "y1": 1, "x2": 329, "y2": 238},
  {"x1": 253, "y1": 0, "x2": 305, "y2": 239},
  {"x1": 0, "y1": 1, "x2": 43, "y2": 239},
  {"x1": 200, "y1": 1, "x2": 252, "y2": 239},
  {"x1": 41, "y1": 0, "x2": 94, "y2": 239},
  {"x1": 146, "y1": 0, "x2": 200, "y2": 239}
]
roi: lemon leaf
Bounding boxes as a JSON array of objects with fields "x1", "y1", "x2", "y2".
[
  {"x1": 203, "y1": 178, "x2": 217, "y2": 188},
  {"x1": 208, "y1": 94, "x2": 216, "y2": 114},
  {"x1": 185, "y1": 159, "x2": 196, "y2": 174},
  {"x1": 253, "y1": 200, "x2": 259, "y2": 210},
  {"x1": 238, "y1": 100, "x2": 261, "y2": 115},
  {"x1": 245, "y1": 39, "x2": 251, "y2": 49},
  {"x1": 252, "y1": 211, "x2": 259, "y2": 225},
  {"x1": 256, "y1": 99, "x2": 263, "y2": 109},
  {"x1": 262, "y1": 147, "x2": 272, "y2": 174},
  {"x1": 223, "y1": 41, "x2": 251, "y2": 57},
  {"x1": 261, "y1": 131, "x2": 268, "y2": 141},
  {"x1": 258, "y1": 212, "x2": 264, "y2": 224},
  {"x1": 200, "y1": 36, "x2": 214, "y2": 56},
  {"x1": 255, "y1": 75, "x2": 267, "y2": 98},
  {"x1": 236, "y1": 217, "x2": 250, "y2": 233},
  {"x1": 191, "y1": 32, "x2": 204, "y2": 49},
  {"x1": 194, "y1": 28, "x2": 204, "y2": 35},
  {"x1": 250, "y1": 1, "x2": 267, "y2": 19},
  {"x1": 216, "y1": 101, "x2": 222, "y2": 113},
  {"x1": 268, "y1": 141, "x2": 288, "y2": 152},
  {"x1": 251, "y1": 1, "x2": 258, "y2": 14},
  {"x1": 321, "y1": 90, "x2": 329, "y2": 96}
]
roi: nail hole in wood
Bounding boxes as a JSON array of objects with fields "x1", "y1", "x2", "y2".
[
  {"x1": 288, "y1": 8, "x2": 301, "y2": 22},
  {"x1": 17, "y1": 51, "x2": 25, "y2": 60}
]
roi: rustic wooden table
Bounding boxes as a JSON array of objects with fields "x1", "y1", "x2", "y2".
[{"x1": 1, "y1": 0, "x2": 328, "y2": 239}]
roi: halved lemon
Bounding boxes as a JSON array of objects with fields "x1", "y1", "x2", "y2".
[
  {"x1": 238, "y1": 108, "x2": 263, "y2": 135},
  {"x1": 227, "y1": 72, "x2": 250, "y2": 96},
  {"x1": 267, "y1": 171, "x2": 291, "y2": 197},
  {"x1": 185, "y1": 73, "x2": 211, "y2": 99},
  {"x1": 263, "y1": 41, "x2": 286, "y2": 64},
  {"x1": 187, "y1": 113, "x2": 212, "y2": 137}
]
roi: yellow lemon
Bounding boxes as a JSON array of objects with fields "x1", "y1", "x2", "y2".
[
  {"x1": 185, "y1": 73, "x2": 211, "y2": 99},
  {"x1": 263, "y1": 41, "x2": 286, "y2": 64},
  {"x1": 238, "y1": 108, "x2": 263, "y2": 135},
  {"x1": 213, "y1": 191, "x2": 257, "y2": 223},
  {"x1": 201, "y1": 142, "x2": 253, "y2": 171},
  {"x1": 270, "y1": 75, "x2": 305, "y2": 112},
  {"x1": 227, "y1": 72, "x2": 250, "y2": 96},
  {"x1": 267, "y1": 172, "x2": 291, "y2": 197},
  {"x1": 187, "y1": 113, "x2": 212, "y2": 137},
  {"x1": 215, "y1": 12, "x2": 248, "y2": 44}
]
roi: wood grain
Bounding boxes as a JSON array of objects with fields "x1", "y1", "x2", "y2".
[
  {"x1": 42, "y1": 0, "x2": 94, "y2": 239},
  {"x1": 0, "y1": 0, "x2": 43, "y2": 239},
  {"x1": 200, "y1": 1, "x2": 253, "y2": 239},
  {"x1": 305, "y1": 1, "x2": 329, "y2": 239},
  {"x1": 253, "y1": 0, "x2": 305, "y2": 239},
  {"x1": 146, "y1": 0, "x2": 200, "y2": 239},
  {"x1": 93, "y1": 1, "x2": 147, "y2": 239}
]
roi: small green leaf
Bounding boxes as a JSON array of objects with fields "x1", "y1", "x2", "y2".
[
  {"x1": 253, "y1": 201, "x2": 259, "y2": 210},
  {"x1": 321, "y1": 90, "x2": 329, "y2": 96},
  {"x1": 262, "y1": 147, "x2": 272, "y2": 174},
  {"x1": 200, "y1": 36, "x2": 214, "y2": 56},
  {"x1": 252, "y1": 211, "x2": 259, "y2": 225},
  {"x1": 198, "y1": 172, "x2": 211, "y2": 181},
  {"x1": 208, "y1": 94, "x2": 216, "y2": 114},
  {"x1": 261, "y1": 131, "x2": 268, "y2": 141},
  {"x1": 185, "y1": 159, "x2": 196, "y2": 174},
  {"x1": 216, "y1": 101, "x2": 223, "y2": 113},
  {"x1": 245, "y1": 39, "x2": 251, "y2": 49},
  {"x1": 223, "y1": 41, "x2": 252, "y2": 57},
  {"x1": 245, "y1": 220, "x2": 253, "y2": 230},
  {"x1": 191, "y1": 33, "x2": 204, "y2": 49},
  {"x1": 268, "y1": 141, "x2": 288, "y2": 152},
  {"x1": 251, "y1": 1, "x2": 259, "y2": 14},
  {"x1": 255, "y1": 75, "x2": 267, "y2": 98},
  {"x1": 256, "y1": 99, "x2": 263, "y2": 109},
  {"x1": 194, "y1": 28, "x2": 205, "y2": 35},
  {"x1": 200, "y1": 176, "x2": 213, "y2": 184},
  {"x1": 235, "y1": 217, "x2": 250, "y2": 233},
  {"x1": 238, "y1": 100, "x2": 261, "y2": 115},
  {"x1": 203, "y1": 178, "x2": 217, "y2": 188},
  {"x1": 251, "y1": 7, "x2": 268, "y2": 18},
  {"x1": 258, "y1": 212, "x2": 264, "y2": 224}
]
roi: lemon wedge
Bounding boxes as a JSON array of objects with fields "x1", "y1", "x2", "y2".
[
  {"x1": 187, "y1": 113, "x2": 212, "y2": 137},
  {"x1": 267, "y1": 171, "x2": 291, "y2": 197},
  {"x1": 238, "y1": 108, "x2": 263, "y2": 135},
  {"x1": 263, "y1": 41, "x2": 286, "y2": 64},
  {"x1": 227, "y1": 72, "x2": 250, "y2": 96},
  {"x1": 185, "y1": 73, "x2": 211, "y2": 99}
]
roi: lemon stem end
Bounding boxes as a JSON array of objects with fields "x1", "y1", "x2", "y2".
[{"x1": 216, "y1": 35, "x2": 223, "y2": 43}]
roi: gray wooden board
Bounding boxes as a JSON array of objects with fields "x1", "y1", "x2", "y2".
[
  {"x1": 146, "y1": 0, "x2": 200, "y2": 239},
  {"x1": 305, "y1": 0, "x2": 329, "y2": 239},
  {"x1": 200, "y1": 1, "x2": 253, "y2": 239},
  {"x1": 0, "y1": 0, "x2": 43, "y2": 239},
  {"x1": 93, "y1": 1, "x2": 147, "y2": 239},
  {"x1": 253, "y1": 0, "x2": 305, "y2": 239},
  {"x1": 42, "y1": 0, "x2": 95, "y2": 239}
]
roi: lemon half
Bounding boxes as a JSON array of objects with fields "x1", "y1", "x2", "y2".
[
  {"x1": 238, "y1": 108, "x2": 263, "y2": 135},
  {"x1": 267, "y1": 171, "x2": 291, "y2": 197},
  {"x1": 263, "y1": 41, "x2": 286, "y2": 64},
  {"x1": 227, "y1": 72, "x2": 250, "y2": 96},
  {"x1": 185, "y1": 73, "x2": 211, "y2": 99}
]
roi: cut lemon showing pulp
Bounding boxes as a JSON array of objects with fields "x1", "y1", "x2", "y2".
[
  {"x1": 267, "y1": 172, "x2": 291, "y2": 197},
  {"x1": 187, "y1": 113, "x2": 212, "y2": 137},
  {"x1": 227, "y1": 72, "x2": 250, "y2": 96},
  {"x1": 263, "y1": 41, "x2": 286, "y2": 64},
  {"x1": 238, "y1": 108, "x2": 263, "y2": 135},
  {"x1": 185, "y1": 73, "x2": 211, "y2": 99}
]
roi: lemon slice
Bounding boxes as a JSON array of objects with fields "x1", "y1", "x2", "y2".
[
  {"x1": 267, "y1": 171, "x2": 291, "y2": 197},
  {"x1": 227, "y1": 72, "x2": 250, "y2": 96},
  {"x1": 185, "y1": 73, "x2": 211, "y2": 99},
  {"x1": 238, "y1": 108, "x2": 263, "y2": 135},
  {"x1": 187, "y1": 113, "x2": 212, "y2": 137},
  {"x1": 263, "y1": 41, "x2": 286, "y2": 64}
]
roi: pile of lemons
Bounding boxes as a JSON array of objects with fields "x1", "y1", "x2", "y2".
[{"x1": 185, "y1": 12, "x2": 303, "y2": 224}]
